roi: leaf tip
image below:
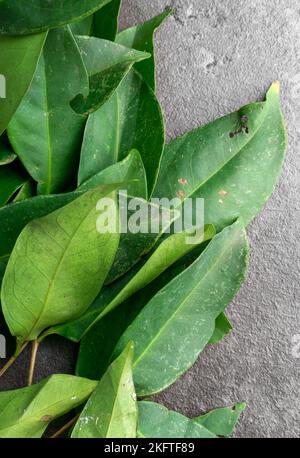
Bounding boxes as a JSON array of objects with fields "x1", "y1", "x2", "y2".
[{"x1": 270, "y1": 80, "x2": 280, "y2": 94}]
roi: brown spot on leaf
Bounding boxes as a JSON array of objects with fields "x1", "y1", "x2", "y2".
[
  {"x1": 176, "y1": 190, "x2": 185, "y2": 199},
  {"x1": 40, "y1": 415, "x2": 53, "y2": 422},
  {"x1": 178, "y1": 178, "x2": 188, "y2": 185},
  {"x1": 218, "y1": 190, "x2": 228, "y2": 197}
]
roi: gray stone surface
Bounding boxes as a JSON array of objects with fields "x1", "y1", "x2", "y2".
[{"x1": 0, "y1": 0, "x2": 299, "y2": 439}]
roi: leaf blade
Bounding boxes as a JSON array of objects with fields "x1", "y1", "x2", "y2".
[
  {"x1": 7, "y1": 27, "x2": 89, "y2": 195},
  {"x1": 137, "y1": 402, "x2": 216, "y2": 439},
  {"x1": 153, "y1": 83, "x2": 287, "y2": 230},
  {"x1": 0, "y1": 0, "x2": 113, "y2": 35},
  {"x1": 71, "y1": 36, "x2": 150, "y2": 115},
  {"x1": 0, "y1": 33, "x2": 47, "y2": 136},
  {"x1": 78, "y1": 68, "x2": 164, "y2": 195},
  {"x1": 114, "y1": 220, "x2": 249, "y2": 396},
  {"x1": 116, "y1": 9, "x2": 172, "y2": 90},
  {"x1": 0, "y1": 374, "x2": 97, "y2": 438},
  {"x1": 72, "y1": 342, "x2": 137, "y2": 438},
  {"x1": 194, "y1": 403, "x2": 246, "y2": 437},
  {"x1": 1, "y1": 185, "x2": 120, "y2": 342}
]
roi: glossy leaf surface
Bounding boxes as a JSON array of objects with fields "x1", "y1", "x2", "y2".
[
  {"x1": 78, "y1": 149, "x2": 147, "y2": 199},
  {"x1": 114, "y1": 220, "x2": 248, "y2": 396},
  {"x1": 0, "y1": 0, "x2": 112, "y2": 35},
  {"x1": 116, "y1": 9, "x2": 171, "y2": 90},
  {"x1": 0, "y1": 375, "x2": 97, "y2": 438},
  {"x1": 1, "y1": 185, "x2": 120, "y2": 343},
  {"x1": 78, "y1": 69, "x2": 164, "y2": 194},
  {"x1": 0, "y1": 165, "x2": 28, "y2": 207},
  {"x1": 8, "y1": 27, "x2": 88, "y2": 195},
  {"x1": 137, "y1": 402, "x2": 216, "y2": 438},
  {"x1": 153, "y1": 83, "x2": 287, "y2": 230},
  {"x1": 71, "y1": 36, "x2": 149, "y2": 115},
  {"x1": 0, "y1": 33, "x2": 46, "y2": 136},
  {"x1": 0, "y1": 192, "x2": 79, "y2": 264},
  {"x1": 194, "y1": 403, "x2": 246, "y2": 437},
  {"x1": 72, "y1": 343, "x2": 137, "y2": 438}
]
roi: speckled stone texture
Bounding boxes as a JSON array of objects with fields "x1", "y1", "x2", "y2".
[{"x1": 1, "y1": 0, "x2": 299, "y2": 439}]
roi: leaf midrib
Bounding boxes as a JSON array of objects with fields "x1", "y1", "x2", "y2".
[
  {"x1": 0, "y1": 386, "x2": 94, "y2": 434},
  {"x1": 24, "y1": 200, "x2": 98, "y2": 341},
  {"x1": 42, "y1": 54, "x2": 53, "y2": 195}
]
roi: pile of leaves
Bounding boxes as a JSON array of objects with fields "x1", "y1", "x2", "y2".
[{"x1": 0, "y1": 1, "x2": 286, "y2": 438}]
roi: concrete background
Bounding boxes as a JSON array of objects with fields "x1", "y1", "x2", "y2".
[{"x1": 0, "y1": 0, "x2": 299, "y2": 438}]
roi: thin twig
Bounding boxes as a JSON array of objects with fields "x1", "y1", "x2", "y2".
[
  {"x1": 50, "y1": 415, "x2": 80, "y2": 439},
  {"x1": 0, "y1": 342, "x2": 28, "y2": 378},
  {"x1": 28, "y1": 340, "x2": 39, "y2": 386}
]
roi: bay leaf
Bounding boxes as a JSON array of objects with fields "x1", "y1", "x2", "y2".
[
  {"x1": 0, "y1": 164, "x2": 28, "y2": 207},
  {"x1": 0, "y1": 374, "x2": 97, "y2": 438},
  {"x1": 116, "y1": 9, "x2": 171, "y2": 90},
  {"x1": 52, "y1": 225, "x2": 215, "y2": 342},
  {"x1": 137, "y1": 402, "x2": 216, "y2": 438},
  {"x1": 194, "y1": 402, "x2": 246, "y2": 437},
  {"x1": 0, "y1": 33, "x2": 47, "y2": 136},
  {"x1": 8, "y1": 27, "x2": 89, "y2": 195},
  {"x1": 1, "y1": 185, "x2": 120, "y2": 345},
  {"x1": 71, "y1": 36, "x2": 150, "y2": 115},
  {"x1": 113, "y1": 220, "x2": 249, "y2": 396},
  {"x1": 78, "y1": 149, "x2": 147, "y2": 199},
  {"x1": 78, "y1": 68, "x2": 164, "y2": 195},
  {"x1": 0, "y1": 0, "x2": 113, "y2": 35},
  {"x1": 72, "y1": 342, "x2": 137, "y2": 438},
  {"x1": 153, "y1": 83, "x2": 287, "y2": 230}
]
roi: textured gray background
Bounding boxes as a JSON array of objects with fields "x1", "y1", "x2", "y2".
[{"x1": 1, "y1": 0, "x2": 299, "y2": 439}]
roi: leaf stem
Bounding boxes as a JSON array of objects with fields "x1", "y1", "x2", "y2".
[
  {"x1": 28, "y1": 340, "x2": 39, "y2": 386},
  {"x1": 0, "y1": 342, "x2": 28, "y2": 378},
  {"x1": 50, "y1": 415, "x2": 79, "y2": 439}
]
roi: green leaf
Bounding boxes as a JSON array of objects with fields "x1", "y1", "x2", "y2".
[
  {"x1": 116, "y1": 9, "x2": 172, "y2": 90},
  {"x1": 93, "y1": 0, "x2": 122, "y2": 41},
  {"x1": 13, "y1": 180, "x2": 35, "y2": 203},
  {"x1": 0, "y1": 375, "x2": 97, "y2": 438},
  {"x1": 0, "y1": 33, "x2": 46, "y2": 136},
  {"x1": 0, "y1": 191, "x2": 166, "y2": 283},
  {"x1": 71, "y1": 36, "x2": 150, "y2": 115},
  {"x1": 194, "y1": 403, "x2": 246, "y2": 437},
  {"x1": 153, "y1": 83, "x2": 287, "y2": 230},
  {"x1": 78, "y1": 69, "x2": 165, "y2": 195},
  {"x1": 1, "y1": 185, "x2": 120, "y2": 344},
  {"x1": 52, "y1": 225, "x2": 215, "y2": 342},
  {"x1": 0, "y1": 192, "x2": 80, "y2": 264},
  {"x1": 0, "y1": 140, "x2": 16, "y2": 166},
  {"x1": 113, "y1": 220, "x2": 249, "y2": 396},
  {"x1": 78, "y1": 149, "x2": 147, "y2": 199},
  {"x1": 72, "y1": 342, "x2": 137, "y2": 438},
  {"x1": 69, "y1": 17, "x2": 94, "y2": 36},
  {"x1": 137, "y1": 402, "x2": 216, "y2": 438},
  {"x1": 70, "y1": 0, "x2": 121, "y2": 39},
  {"x1": 7, "y1": 27, "x2": 89, "y2": 195},
  {"x1": 209, "y1": 312, "x2": 233, "y2": 345},
  {"x1": 0, "y1": 164, "x2": 28, "y2": 207},
  {"x1": 0, "y1": 0, "x2": 113, "y2": 35},
  {"x1": 76, "y1": 228, "x2": 215, "y2": 380}
]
